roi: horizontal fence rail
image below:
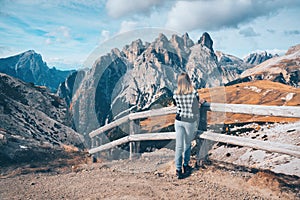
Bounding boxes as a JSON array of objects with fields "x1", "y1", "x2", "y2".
[
  {"x1": 89, "y1": 131, "x2": 300, "y2": 158},
  {"x1": 89, "y1": 106, "x2": 176, "y2": 138},
  {"x1": 200, "y1": 131, "x2": 300, "y2": 158},
  {"x1": 211, "y1": 103, "x2": 300, "y2": 118},
  {"x1": 88, "y1": 103, "x2": 300, "y2": 158},
  {"x1": 89, "y1": 103, "x2": 300, "y2": 138},
  {"x1": 89, "y1": 132, "x2": 176, "y2": 154}
]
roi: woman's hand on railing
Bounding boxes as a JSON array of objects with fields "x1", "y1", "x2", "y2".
[{"x1": 199, "y1": 99, "x2": 206, "y2": 106}]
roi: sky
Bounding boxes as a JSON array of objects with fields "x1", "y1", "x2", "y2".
[{"x1": 0, "y1": 0, "x2": 300, "y2": 70}]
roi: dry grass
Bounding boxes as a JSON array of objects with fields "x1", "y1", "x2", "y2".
[{"x1": 141, "y1": 80, "x2": 300, "y2": 131}]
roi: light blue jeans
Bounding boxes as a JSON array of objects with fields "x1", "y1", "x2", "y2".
[{"x1": 175, "y1": 120, "x2": 197, "y2": 171}]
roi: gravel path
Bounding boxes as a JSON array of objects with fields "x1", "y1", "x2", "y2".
[{"x1": 0, "y1": 148, "x2": 298, "y2": 200}]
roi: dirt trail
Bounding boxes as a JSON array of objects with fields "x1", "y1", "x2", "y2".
[{"x1": 0, "y1": 149, "x2": 299, "y2": 200}]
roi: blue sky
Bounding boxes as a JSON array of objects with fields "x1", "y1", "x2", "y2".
[{"x1": 0, "y1": 0, "x2": 300, "y2": 70}]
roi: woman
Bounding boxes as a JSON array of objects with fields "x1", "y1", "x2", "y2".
[{"x1": 173, "y1": 72, "x2": 200, "y2": 179}]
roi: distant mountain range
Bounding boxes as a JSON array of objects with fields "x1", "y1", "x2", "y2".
[
  {"x1": 243, "y1": 51, "x2": 279, "y2": 65},
  {"x1": 0, "y1": 50, "x2": 74, "y2": 92},
  {"x1": 227, "y1": 44, "x2": 300, "y2": 87}
]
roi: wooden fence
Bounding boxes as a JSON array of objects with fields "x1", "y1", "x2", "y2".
[{"x1": 88, "y1": 103, "x2": 300, "y2": 158}]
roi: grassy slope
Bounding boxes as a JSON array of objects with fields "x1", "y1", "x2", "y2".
[
  {"x1": 141, "y1": 80, "x2": 300, "y2": 132},
  {"x1": 200, "y1": 80, "x2": 300, "y2": 124}
]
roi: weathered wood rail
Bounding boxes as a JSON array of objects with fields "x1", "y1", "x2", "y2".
[{"x1": 88, "y1": 103, "x2": 300, "y2": 158}]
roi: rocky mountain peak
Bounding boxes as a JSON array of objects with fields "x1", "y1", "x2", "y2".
[
  {"x1": 170, "y1": 33, "x2": 194, "y2": 51},
  {"x1": 170, "y1": 34, "x2": 185, "y2": 50},
  {"x1": 22, "y1": 49, "x2": 36, "y2": 56},
  {"x1": 238, "y1": 46, "x2": 300, "y2": 87},
  {"x1": 144, "y1": 33, "x2": 178, "y2": 66},
  {"x1": 157, "y1": 33, "x2": 168, "y2": 42},
  {"x1": 151, "y1": 33, "x2": 169, "y2": 49},
  {"x1": 151, "y1": 33, "x2": 170, "y2": 50},
  {"x1": 0, "y1": 51, "x2": 74, "y2": 92},
  {"x1": 286, "y1": 44, "x2": 300, "y2": 55},
  {"x1": 110, "y1": 48, "x2": 122, "y2": 57},
  {"x1": 198, "y1": 32, "x2": 214, "y2": 52},
  {"x1": 17, "y1": 50, "x2": 43, "y2": 64},
  {"x1": 243, "y1": 51, "x2": 278, "y2": 65},
  {"x1": 19, "y1": 51, "x2": 45, "y2": 71},
  {"x1": 182, "y1": 32, "x2": 194, "y2": 48},
  {"x1": 123, "y1": 39, "x2": 145, "y2": 62},
  {"x1": 170, "y1": 34, "x2": 181, "y2": 43},
  {"x1": 132, "y1": 38, "x2": 143, "y2": 47},
  {"x1": 216, "y1": 51, "x2": 254, "y2": 85},
  {"x1": 183, "y1": 32, "x2": 189, "y2": 39}
]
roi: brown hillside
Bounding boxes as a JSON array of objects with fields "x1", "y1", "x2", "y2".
[
  {"x1": 200, "y1": 80, "x2": 300, "y2": 124},
  {"x1": 141, "y1": 80, "x2": 300, "y2": 132},
  {"x1": 200, "y1": 80, "x2": 300, "y2": 105}
]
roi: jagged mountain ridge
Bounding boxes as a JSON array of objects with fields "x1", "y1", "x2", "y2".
[
  {"x1": 216, "y1": 51, "x2": 253, "y2": 84},
  {"x1": 244, "y1": 51, "x2": 279, "y2": 65},
  {"x1": 217, "y1": 50, "x2": 279, "y2": 85},
  {"x1": 0, "y1": 50, "x2": 75, "y2": 92},
  {"x1": 227, "y1": 44, "x2": 300, "y2": 87},
  {"x1": 0, "y1": 73, "x2": 84, "y2": 165},
  {"x1": 62, "y1": 32, "x2": 264, "y2": 137}
]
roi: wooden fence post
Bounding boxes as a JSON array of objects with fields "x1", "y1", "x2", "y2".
[
  {"x1": 91, "y1": 137, "x2": 96, "y2": 149},
  {"x1": 199, "y1": 102, "x2": 210, "y2": 131},
  {"x1": 95, "y1": 137, "x2": 100, "y2": 158},
  {"x1": 196, "y1": 102, "x2": 211, "y2": 164},
  {"x1": 129, "y1": 120, "x2": 134, "y2": 160},
  {"x1": 129, "y1": 119, "x2": 140, "y2": 160},
  {"x1": 135, "y1": 120, "x2": 140, "y2": 156},
  {"x1": 90, "y1": 137, "x2": 96, "y2": 161}
]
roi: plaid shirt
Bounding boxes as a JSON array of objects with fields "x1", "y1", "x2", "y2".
[{"x1": 173, "y1": 90, "x2": 200, "y2": 122}]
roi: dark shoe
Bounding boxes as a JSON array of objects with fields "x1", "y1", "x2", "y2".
[
  {"x1": 183, "y1": 165, "x2": 193, "y2": 175},
  {"x1": 203, "y1": 159, "x2": 212, "y2": 166},
  {"x1": 176, "y1": 170, "x2": 183, "y2": 179},
  {"x1": 195, "y1": 161, "x2": 207, "y2": 170}
]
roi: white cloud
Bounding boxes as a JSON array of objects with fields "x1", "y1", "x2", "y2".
[
  {"x1": 0, "y1": 46, "x2": 14, "y2": 57},
  {"x1": 106, "y1": 0, "x2": 165, "y2": 18},
  {"x1": 45, "y1": 26, "x2": 71, "y2": 44},
  {"x1": 46, "y1": 56, "x2": 84, "y2": 69},
  {"x1": 45, "y1": 38, "x2": 52, "y2": 45},
  {"x1": 239, "y1": 27, "x2": 260, "y2": 37},
  {"x1": 101, "y1": 30, "x2": 111, "y2": 41},
  {"x1": 165, "y1": 0, "x2": 300, "y2": 32},
  {"x1": 1, "y1": 0, "x2": 300, "y2": 69},
  {"x1": 1, "y1": 0, "x2": 105, "y2": 10},
  {"x1": 119, "y1": 21, "x2": 139, "y2": 33}
]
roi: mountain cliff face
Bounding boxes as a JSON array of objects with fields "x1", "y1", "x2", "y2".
[
  {"x1": 0, "y1": 50, "x2": 74, "y2": 92},
  {"x1": 0, "y1": 73, "x2": 84, "y2": 165},
  {"x1": 56, "y1": 70, "x2": 87, "y2": 105},
  {"x1": 238, "y1": 44, "x2": 300, "y2": 87},
  {"x1": 216, "y1": 51, "x2": 253, "y2": 84},
  {"x1": 60, "y1": 32, "x2": 249, "y2": 138}
]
